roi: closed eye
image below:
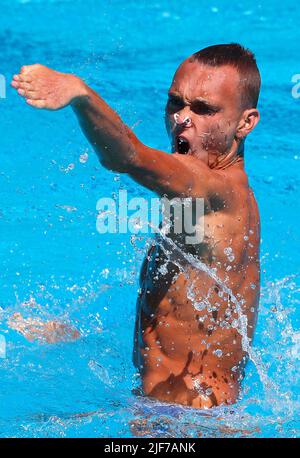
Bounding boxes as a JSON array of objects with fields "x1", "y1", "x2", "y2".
[
  {"x1": 166, "y1": 96, "x2": 185, "y2": 113},
  {"x1": 191, "y1": 101, "x2": 219, "y2": 116}
]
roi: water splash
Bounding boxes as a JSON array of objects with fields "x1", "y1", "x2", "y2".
[{"x1": 155, "y1": 230, "x2": 280, "y2": 398}]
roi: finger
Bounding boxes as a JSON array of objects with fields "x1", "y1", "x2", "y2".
[
  {"x1": 13, "y1": 74, "x2": 33, "y2": 84},
  {"x1": 17, "y1": 88, "x2": 34, "y2": 98},
  {"x1": 25, "y1": 91, "x2": 42, "y2": 101},
  {"x1": 20, "y1": 64, "x2": 40, "y2": 75},
  {"x1": 20, "y1": 65, "x2": 35, "y2": 74},
  {"x1": 26, "y1": 99, "x2": 46, "y2": 109},
  {"x1": 18, "y1": 74, "x2": 33, "y2": 83},
  {"x1": 18, "y1": 88, "x2": 40, "y2": 99},
  {"x1": 17, "y1": 81, "x2": 34, "y2": 91},
  {"x1": 20, "y1": 65, "x2": 30, "y2": 74},
  {"x1": 11, "y1": 80, "x2": 20, "y2": 89},
  {"x1": 17, "y1": 88, "x2": 26, "y2": 97}
]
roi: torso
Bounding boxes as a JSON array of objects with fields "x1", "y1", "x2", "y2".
[{"x1": 133, "y1": 170, "x2": 260, "y2": 408}]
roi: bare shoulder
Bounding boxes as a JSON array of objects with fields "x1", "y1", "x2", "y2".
[
  {"x1": 204, "y1": 165, "x2": 259, "y2": 243},
  {"x1": 173, "y1": 154, "x2": 244, "y2": 198}
]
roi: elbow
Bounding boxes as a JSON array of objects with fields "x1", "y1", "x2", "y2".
[
  {"x1": 97, "y1": 131, "x2": 143, "y2": 173},
  {"x1": 99, "y1": 157, "x2": 121, "y2": 172}
]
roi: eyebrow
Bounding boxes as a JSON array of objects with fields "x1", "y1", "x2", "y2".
[
  {"x1": 168, "y1": 92, "x2": 184, "y2": 102},
  {"x1": 168, "y1": 92, "x2": 220, "y2": 111}
]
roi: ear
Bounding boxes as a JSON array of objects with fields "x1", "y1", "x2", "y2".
[{"x1": 236, "y1": 109, "x2": 260, "y2": 139}]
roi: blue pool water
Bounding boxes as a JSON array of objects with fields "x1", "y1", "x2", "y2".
[{"x1": 0, "y1": 0, "x2": 299, "y2": 438}]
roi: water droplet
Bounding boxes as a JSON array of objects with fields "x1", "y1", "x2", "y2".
[
  {"x1": 224, "y1": 247, "x2": 232, "y2": 255},
  {"x1": 79, "y1": 152, "x2": 89, "y2": 163},
  {"x1": 194, "y1": 301, "x2": 207, "y2": 311},
  {"x1": 213, "y1": 349, "x2": 223, "y2": 358},
  {"x1": 158, "y1": 264, "x2": 168, "y2": 275}
]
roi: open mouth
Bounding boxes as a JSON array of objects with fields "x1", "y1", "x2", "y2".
[{"x1": 176, "y1": 136, "x2": 190, "y2": 154}]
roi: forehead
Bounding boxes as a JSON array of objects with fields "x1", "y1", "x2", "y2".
[{"x1": 169, "y1": 60, "x2": 241, "y2": 107}]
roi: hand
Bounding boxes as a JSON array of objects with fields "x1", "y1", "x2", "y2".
[
  {"x1": 11, "y1": 64, "x2": 87, "y2": 110},
  {"x1": 8, "y1": 312, "x2": 80, "y2": 344}
]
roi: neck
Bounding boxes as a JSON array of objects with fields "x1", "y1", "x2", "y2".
[{"x1": 209, "y1": 139, "x2": 245, "y2": 170}]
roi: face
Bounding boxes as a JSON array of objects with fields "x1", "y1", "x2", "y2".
[{"x1": 165, "y1": 59, "x2": 245, "y2": 164}]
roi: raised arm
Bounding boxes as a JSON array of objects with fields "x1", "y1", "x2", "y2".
[
  {"x1": 70, "y1": 83, "x2": 200, "y2": 198},
  {"x1": 11, "y1": 64, "x2": 229, "y2": 200}
]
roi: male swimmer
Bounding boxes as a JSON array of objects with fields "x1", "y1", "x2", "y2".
[{"x1": 12, "y1": 43, "x2": 261, "y2": 408}]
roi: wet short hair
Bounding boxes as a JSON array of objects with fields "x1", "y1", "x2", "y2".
[{"x1": 190, "y1": 43, "x2": 261, "y2": 109}]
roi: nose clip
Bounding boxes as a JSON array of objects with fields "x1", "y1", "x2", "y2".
[{"x1": 174, "y1": 113, "x2": 192, "y2": 127}]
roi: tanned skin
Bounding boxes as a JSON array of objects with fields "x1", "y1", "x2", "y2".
[{"x1": 11, "y1": 57, "x2": 260, "y2": 408}]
